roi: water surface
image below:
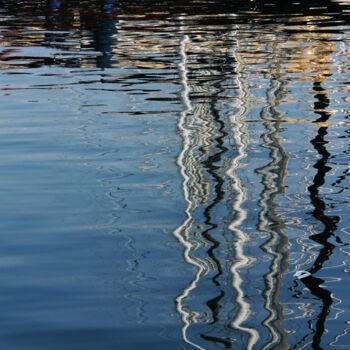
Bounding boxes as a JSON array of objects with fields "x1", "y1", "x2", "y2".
[{"x1": 1, "y1": 1, "x2": 350, "y2": 349}]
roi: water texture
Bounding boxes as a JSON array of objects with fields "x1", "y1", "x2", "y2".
[{"x1": 0, "y1": 1, "x2": 350, "y2": 349}]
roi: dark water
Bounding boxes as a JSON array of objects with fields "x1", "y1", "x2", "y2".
[{"x1": 1, "y1": 1, "x2": 350, "y2": 349}]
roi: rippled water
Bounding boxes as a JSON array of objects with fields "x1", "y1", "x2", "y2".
[{"x1": 1, "y1": 1, "x2": 350, "y2": 349}]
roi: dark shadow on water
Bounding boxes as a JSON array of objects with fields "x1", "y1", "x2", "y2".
[{"x1": 296, "y1": 81, "x2": 339, "y2": 350}]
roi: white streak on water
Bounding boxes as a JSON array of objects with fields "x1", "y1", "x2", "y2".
[
  {"x1": 227, "y1": 38, "x2": 259, "y2": 350},
  {"x1": 173, "y1": 34, "x2": 207, "y2": 350}
]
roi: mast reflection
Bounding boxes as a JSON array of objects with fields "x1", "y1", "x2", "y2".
[
  {"x1": 298, "y1": 81, "x2": 339, "y2": 349},
  {"x1": 174, "y1": 28, "x2": 238, "y2": 349},
  {"x1": 279, "y1": 21, "x2": 343, "y2": 349},
  {"x1": 174, "y1": 34, "x2": 207, "y2": 350},
  {"x1": 227, "y1": 29, "x2": 259, "y2": 350},
  {"x1": 255, "y1": 33, "x2": 290, "y2": 350},
  {"x1": 293, "y1": 55, "x2": 340, "y2": 350}
]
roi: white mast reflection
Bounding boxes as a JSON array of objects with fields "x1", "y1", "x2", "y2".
[
  {"x1": 227, "y1": 31, "x2": 259, "y2": 350},
  {"x1": 257, "y1": 66, "x2": 290, "y2": 350},
  {"x1": 173, "y1": 34, "x2": 208, "y2": 350}
]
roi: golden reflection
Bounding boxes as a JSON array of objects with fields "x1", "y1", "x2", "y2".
[
  {"x1": 283, "y1": 24, "x2": 335, "y2": 82},
  {"x1": 114, "y1": 20, "x2": 179, "y2": 69},
  {"x1": 246, "y1": 118, "x2": 330, "y2": 127}
]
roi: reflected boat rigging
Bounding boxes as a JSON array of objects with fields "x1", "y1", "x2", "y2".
[
  {"x1": 294, "y1": 79, "x2": 341, "y2": 350},
  {"x1": 227, "y1": 29, "x2": 259, "y2": 350},
  {"x1": 297, "y1": 81, "x2": 339, "y2": 350},
  {"x1": 174, "y1": 28, "x2": 240, "y2": 349},
  {"x1": 174, "y1": 34, "x2": 207, "y2": 350},
  {"x1": 255, "y1": 32, "x2": 290, "y2": 350}
]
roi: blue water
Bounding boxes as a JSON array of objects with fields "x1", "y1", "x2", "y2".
[{"x1": 1, "y1": 1, "x2": 350, "y2": 349}]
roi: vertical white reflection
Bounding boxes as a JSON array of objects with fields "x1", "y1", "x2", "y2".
[
  {"x1": 173, "y1": 34, "x2": 207, "y2": 350},
  {"x1": 258, "y1": 75, "x2": 290, "y2": 350},
  {"x1": 226, "y1": 32, "x2": 259, "y2": 350}
]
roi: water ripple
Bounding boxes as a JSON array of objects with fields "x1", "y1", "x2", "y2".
[{"x1": 1, "y1": 1, "x2": 350, "y2": 349}]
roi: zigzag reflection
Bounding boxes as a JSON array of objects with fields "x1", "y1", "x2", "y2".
[
  {"x1": 174, "y1": 34, "x2": 208, "y2": 350},
  {"x1": 175, "y1": 31, "x2": 235, "y2": 349},
  {"x1": 295, "y1": 81, "x2": 338, "y2": 350},
  {"x1": 227, "y1": 33, "x2": 259, "y2": 350},
  {"x1": 289, "y1": 33, "x2": 341, "y2": 348},
  {"x1": 255, "y1": 38, "x2": 290, "y2": 350}
]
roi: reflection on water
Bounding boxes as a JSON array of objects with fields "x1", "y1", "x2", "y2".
[{"x1": 1, "y1": 0, "x2": 350, "y2": 349}]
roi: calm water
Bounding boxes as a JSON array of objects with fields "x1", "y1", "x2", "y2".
[{"x1": 1, "y1": 1, "x2": 350, "y2": 349}]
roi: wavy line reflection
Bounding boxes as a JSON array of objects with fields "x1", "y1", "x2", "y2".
[
  {"x1": 174, "y1": 34, "x2": 207, "y2": 350},
  {"x1": 175, "y1": 30, "x2": 236, "y2": 349},
  {"x1": 227, "y1": 34, "x2": 259, "y2": 350},
  {"x1": 255, "y1": 39, "x2": 290, "y2": 350},
  {"x1": 300, "y1": 81, "x2": 339, "y2": 349},
  {"x1": 293, "y1": 81, "x2": 340, "y2": 349}
]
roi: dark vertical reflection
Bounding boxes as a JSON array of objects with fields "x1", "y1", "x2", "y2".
[
  {"x1": 299, "y1": 82, "x2": 340, "y2": 349},
  {"x1": 91, "y1": 1, "x2": 117, "y2": 69},
  {"x1": 200, "y1": 99, "x2": 227, "y2": 337},
  {"x1": 308, "y1": 82, "x2": 341, "y2": 274}
]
